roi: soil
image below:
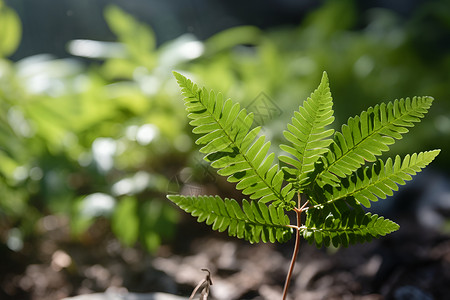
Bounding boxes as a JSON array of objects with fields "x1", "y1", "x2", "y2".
[{"x1": 1, "y1": 172, "x2": 449, "y2": 300}]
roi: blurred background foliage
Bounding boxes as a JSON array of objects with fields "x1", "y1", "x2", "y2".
[{"x1": 1, "y1": 0, "x2": 449, "y2": 259}]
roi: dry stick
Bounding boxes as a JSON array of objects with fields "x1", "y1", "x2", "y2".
[
  {"x1": 281, "y1": 193, "x2": 308, "y2": 300},
  {"x1": 189, "y1": 269, "x2": 213, "y2": 300}
]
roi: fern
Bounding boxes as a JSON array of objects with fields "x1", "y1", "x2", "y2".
[
  {"x1": 312, "y1": 150, "x2": 440, "y2": 208},
  {"x1": 168, "y1": 195, "x2": 292, "y2": 243},
  {"x1": 173, "y1": 72, "x2": 295, "y2": 206},
  {"x1": 302, "y1": 210, "x2": 399, "y2": 248},
  {"x1": 279, "y1": 72, "x2": 335, "y2": 189},
  {"x1": 168, "y1": 71, "x2": 440, "y2": 299},
  {"x1": 315, "y1": 97, "x2": 434, "y2": 187}
]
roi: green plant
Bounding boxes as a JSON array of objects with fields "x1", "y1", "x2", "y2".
[
  {"x1": 1, "y1": 2, "x2": 183, "y2": 253},
  {"x1": 168, "y1": 71, "x2": 440, "y2": 299}
]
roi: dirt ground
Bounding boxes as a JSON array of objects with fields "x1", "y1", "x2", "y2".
[
  {"x1": 1, "y1": 213, "x2": 449, "y2": 300},
  {"x1": 1, "y1": 172, "x2": 450, "y2": 300}
]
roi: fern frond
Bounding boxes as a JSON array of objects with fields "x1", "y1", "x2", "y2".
[
  {"x1": 313, "y1": 150, "x2": 440, "y2": 208},
  {"x1": 170, "y1": 71, "x2": 439, "y2": 254},
  {"x1": 173, "y1": 72, "x2": 295, "y2": 206},
  {"x1": 279, "y1": 72, "x2": 335, "y2": 188},
  {"x1": 167, "y1": 195, "x2": 292, "y2": 243},
  {"x1": 302, "y1": 210, "x2": 399, "y2": 248},
  {"x1": 317, "y1": 96, "x2": 434, "y2": 187}
]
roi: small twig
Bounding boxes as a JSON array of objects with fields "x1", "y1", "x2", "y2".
[{"x1": 189, "y1": 269, "x2": 213, "y2": 300}]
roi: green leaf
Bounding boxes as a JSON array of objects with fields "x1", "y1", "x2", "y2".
[
  {"x1": 0, "y1": 1, "x2": 22, "y2": 57},
  {"x1": 173, "y1": 72, "x2": 293, "y2": 206},
  {"x1": 317, "y1": 97, "x2": 434, "y2": 187},
  {"x1": 279, "y1": 71, "x2": 335, "y2": 188},
  {"x1": 140, "y1": 200, "x2": 178, "y2": 253},
  {"x1": 167, "y1": 195, "x2": 292, "y2": 243},
  {"x1": 104, "y1": 5, "x2": 156, "y2": 68},
  {"x1": 302, "y1": 210, "x2": 399, "y2": 248},
  {"x1": 313, "y1": 150, "x2": 440, "y2": 208},
  {"x1": 112, "y1": 197, "x2": 139, "y2": 247}
]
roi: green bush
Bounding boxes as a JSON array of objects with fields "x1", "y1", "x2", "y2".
[{"x1": 0, "y1": 2, "x2": 186, "y2": 253}]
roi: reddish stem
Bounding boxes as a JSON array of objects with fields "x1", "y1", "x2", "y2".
[{"x1": 281, "y1": 194, "x2": 308, "y2": 300}]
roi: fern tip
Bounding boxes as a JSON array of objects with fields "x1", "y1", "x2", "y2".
[
  {"x1": 320, "y1": 71, "x2": 329, "y2": 82},
  {"x1": 317, "y1": 71, "x2": 330, "y2": 90},
  {"x1": 172, "y1": 70, "x2": 184, "y2": 80},
  {"x1": 431, "y1": 149, "x2": 441, "y2": 156}
]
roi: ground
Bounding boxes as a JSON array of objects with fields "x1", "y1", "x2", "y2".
[{"x1": 1, "y1": 172, "x2": 450, "y2": 300}]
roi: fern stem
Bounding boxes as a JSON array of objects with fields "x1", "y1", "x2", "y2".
[
  {"x1": 282, "y1": 227, "x2": 300, "y2": 300},
  {"x1": 282, "y1": 193, "x2": 307, "y2": 300},
  {"x1": 286, "y1": 224, "x2": 300, "y2": 230}
]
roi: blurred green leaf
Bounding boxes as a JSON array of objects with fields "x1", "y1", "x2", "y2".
[
  {"x1": 204, "y1": 26, "x2": 262, "y2": 55},
  {"x1": 141, "y1": 200, "x2": 178, "y2": 252},
  {"x1": 0, "y1": 0, "x2": 21, "y2": 57},
  {"x1": 112, "y1": 196, "x2": 139, "y2": 247},
  {"x1": 104, "y1": 5, "x2": 156, "y2": 70}
]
